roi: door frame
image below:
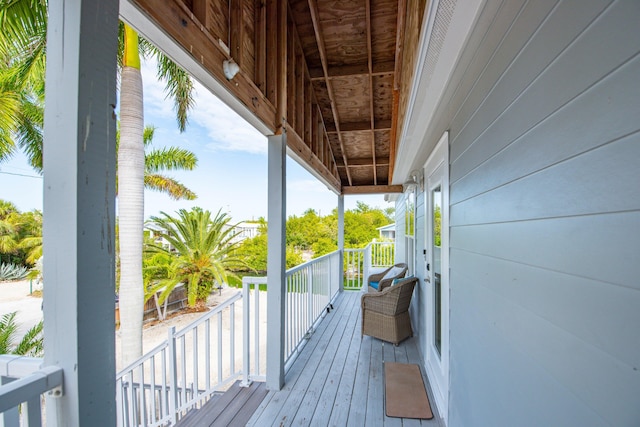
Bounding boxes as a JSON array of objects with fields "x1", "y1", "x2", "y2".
[{"x1": 423, "y1": 131, "x2": 450, "y2": 423}]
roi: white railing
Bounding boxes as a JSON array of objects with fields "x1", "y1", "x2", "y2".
[
  {"x1": 283, "y1": 250, "x2": 341, "y2": 370},
  {"x1": 116, "y1": 280, "x2": 266, "y2": 427},
  {"x1": 0, "y1": 355, "x2": 63, "y2": 427},
  {"x1": 344, "y1": 241, "x2": 395, "y2": 290}
]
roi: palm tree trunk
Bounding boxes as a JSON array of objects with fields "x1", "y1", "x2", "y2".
[{"x1": 118, "y1": 24, "x2": 145, "y2": 365}]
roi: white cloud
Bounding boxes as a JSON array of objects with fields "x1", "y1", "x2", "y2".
[
  {"x1": 287, "y1": 178, "x2": 331, "y2": 193},
  {"x1": 191, "y1": 80, "x2": 267, "y2": 154},
  {"x1": 141, "y1": 58, "x2": 267, "y2": 155}
]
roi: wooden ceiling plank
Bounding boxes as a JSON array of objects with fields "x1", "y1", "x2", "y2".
[
  {"x1": 230, "y1": 0, "x2": 244, "y2": 68},
  {"x1": 365, "y1": 0, "x2": 377, "y2": 185},
  {"x1": 191, "y1": 0, "x2": 210, "y2": 29},
  {"x1": 255, "y1": 0, "x2": 267, "y2": 94},
  {"x1": 389, "y1": 89, "x2": 399, "y2": 180},
  {"x1": 394, "y1": 0, "x2": 407, "y2": 91},
  {"x1": 342, "y1": 185, "x2": 403, "y2": 195},
  {"x1": 307, "y1": 0, "x2": 352, "y2": 186},
  {"x1": 276, "y1": 0, "x2": 287, "y2": 132},
  {"x1": 296, "y1": 48, "x2": 305, "y2": 137}
]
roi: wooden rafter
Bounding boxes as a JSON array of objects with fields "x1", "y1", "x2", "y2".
[
  {"x1": 308, "y1": 61, "x2": 395, "y2": 80},
  {"x1": 325, "y1": 120, "x2": 391, "y2": 133},
  {"x1": 342, "y1": 185, "x2": 403, "y2": 195},
  {"x1": 365, "y1": 0, "x2": 377, "y2": 185},
  {"x1": 336, "y1": 157, "x2": 390, "y2": 167},
  {"x1": 307, "y1": 0, "x2": 353, "y2": 186}
]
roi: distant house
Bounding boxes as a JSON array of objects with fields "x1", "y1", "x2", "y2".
[
  {"x1": 228, "y1": 221, "x2": 260, "y2": 245},
  {"x1": 376, "y1": 223, "x2": 395, "y2": 240}
]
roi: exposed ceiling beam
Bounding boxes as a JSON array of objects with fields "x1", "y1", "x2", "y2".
[
  {"x1": 308, "y1": 0, "x2": 352, "y2": 186},
  {"x1": 365, "y1": 0, "x2": 377, "y2": 185},
  {"x1": 309, "y1": 60, "x2": 394, "y2": 81},
  {"x1": 342, "y1": 185, "x2": 403, "y2": 195},
  {"x1": 336, "y1": 157, "x2": 390, "y2": 167},
  {"x1": 325, "y1": 119, "x2": 391, "y2": 133}
]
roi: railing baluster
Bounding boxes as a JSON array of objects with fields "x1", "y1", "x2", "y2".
[
  {"x1": 193, "y1": 325, "x2": 198, "y2": 401},
  {"x1": 230, "y1": 302, "x2": 235, "y2": 376},
  {"x1": 167, "y1": 326, "x2": 178, "y2": 425},
  {"x1": 180, "y1": 334, "x2": 186, "y2": 411},
  {"x1": 242, "y1": 280, "x2": 251, "y2": 386},
  {"x1": 205, "y1": 319, "x2": 211, "y2": 392},
  {"x1": 150, "y1": 355, "x2": 156, "y2": 425},
  {"x1": 253, "y1": 283, "x2": 260, "y2": 376},
  {"x1": 217, "y1": 311, "x2": 223, "y2": 383}
]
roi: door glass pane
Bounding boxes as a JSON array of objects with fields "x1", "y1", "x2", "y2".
[{"x1": 432, "y1": 186, "x2": 442, "y2": 357}]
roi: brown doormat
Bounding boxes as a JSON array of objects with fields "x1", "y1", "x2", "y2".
[{"x1": 384, "y1": 362, "x2": 434, "y2": 419}]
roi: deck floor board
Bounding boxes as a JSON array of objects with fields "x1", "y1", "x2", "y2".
[
  {"x1": 176, "y1": 291, "x2": 446, "y2": 426},
  {"x1": 248, "y1": 291, "x2": 446, "y2": 427}
]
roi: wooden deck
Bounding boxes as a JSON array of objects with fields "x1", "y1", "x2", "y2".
[
  {"x1": 176, "y1": 381, "x2": 268, "y2": 427},
  {"x1": 248, "y1": 290, "x2": 445, "y2": 427}
]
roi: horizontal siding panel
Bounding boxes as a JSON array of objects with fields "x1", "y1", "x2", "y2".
[
  {"x1": 449, "y1": 0, "x2": 553, "y2": 147},
  {"x1": 449, "y1": 270, "x2": 606, "y2": 427},
  {"x1": 451, "y1": 54, "x2": 640, "y2": 204},
  {"x1": 450, "y1": 134, "x2": 640, "y2": 225},
  {"x1": 450, "y1": 267, "x2": 640, "y2": 426},
  {"x1": 450, "y1": 0, "x2": 612, "y2": 164},
  {"x1": 452, "y1": 0, "x2": 640, "y2": 182},
  {"x1": 451, "y1": 249, "x2": 640, "y2": 369},
  {"x1": 450, "y1": 211, "x2": 640, "y2": 289}
]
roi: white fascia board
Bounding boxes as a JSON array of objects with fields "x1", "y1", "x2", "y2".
[
  {"x1": 119, "y1": 0, "x2": 272, "y2": 136},
  {"x1": 393, "y1": 0, "x2": 484, "y2": 184}
]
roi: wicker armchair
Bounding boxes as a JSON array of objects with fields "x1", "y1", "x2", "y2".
[
  {"x1": 361, "y1": 277, "x2": 417, "y2": 345},
  {"x1": 367, "y1": 263, "x2": 407, "y2": 292}
]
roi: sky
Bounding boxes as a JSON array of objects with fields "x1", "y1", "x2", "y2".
[{"x1": 0, "y1": 59, "x2": 389, "y2": 221}]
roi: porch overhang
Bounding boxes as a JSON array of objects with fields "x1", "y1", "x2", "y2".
[{"x1": 119, "y1": 0, "x2": 430, "y2": 195}]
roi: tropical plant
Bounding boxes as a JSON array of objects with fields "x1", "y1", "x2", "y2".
[
  {"x1": 0, "y1": 312, "x2": 43, "y2": 356},
  {"x1": 141, "y1": 249, "x2": 173, "y2": 321},
  {"x1": 0, "y1": 262, "x2": 28, "y2": 281},
  {"x1": 0, "y1": 200, "x2": 42, "y2": 266},
  {"x1": 145, "y1": 208, "x2": 247, "y2": 311},
  {"x1": 0, "y1": 1, "x2": 46, "y2": 169},
  {"x1": 0, "y1": 1, "x2": 197, "y2": 364}
]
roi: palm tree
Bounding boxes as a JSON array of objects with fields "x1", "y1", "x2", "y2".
[
  {"x1": 145, "y1": 208, "x2": 247, "y2": 311},
  {"x1": 0, "y1": 0, "x2": 46, "y2": 170},
  {"x1": 0, "y1": 2, "x2": 196, "y2": 364},
  {"x1": 0, "y1": 312, "x2": 43, "y2": 357}
]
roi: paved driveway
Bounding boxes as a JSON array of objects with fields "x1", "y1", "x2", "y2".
[{"x1": 0, "y1": 280, "x2": 43, "y2": 338}]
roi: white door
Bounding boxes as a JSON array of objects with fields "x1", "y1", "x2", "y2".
[{"x1": 423, "y1": 132, "x2": 449, "y2": 423}]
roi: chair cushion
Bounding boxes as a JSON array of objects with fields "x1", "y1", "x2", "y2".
[
  {"x1": 392, "y1": 275, "x2": 414, "y2": 286},
  {"x1": 369, "y1": 281, "x2": 379, "y2": 290},
  {"x1": 382, "y1": 266, "x2": 405, "y2": 281}
]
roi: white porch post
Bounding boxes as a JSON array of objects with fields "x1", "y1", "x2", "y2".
[
  {"x1": 43, "y1": 1, "x2": 119, "y2": 425},
  {"x1": 338, "y1": 195, "x2": 345, "y2": 292},
  {"x1": 266, "y1": 133, "x2": 287, "y2": 391}
]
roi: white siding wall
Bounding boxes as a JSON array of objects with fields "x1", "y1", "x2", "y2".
[{"x1": 405, "y1": 0, "x2": 640, "y2": 425}]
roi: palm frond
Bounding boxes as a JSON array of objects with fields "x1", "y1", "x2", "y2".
[
  {"x1": 144, "y1": 174, "x2": 197, "y2": 200},
  {"x1": 14, "y1": 319, "x2": 43, "y2": 356},
  {"x1": 143, "y1": 42, "x2": 195, "y2": 132},
  {"x1": 0, "y1": 312, "x2": 18, "y2": 353},
  {"x1": 144, "y1": 147, "x2": 197, "y2": 173}
]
